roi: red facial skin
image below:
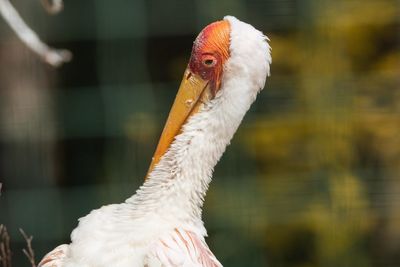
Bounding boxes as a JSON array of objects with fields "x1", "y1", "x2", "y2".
[{"x1": 188, "y1": 20, "x2": 230, "y2": 97}]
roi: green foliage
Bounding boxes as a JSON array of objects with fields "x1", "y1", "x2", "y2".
[{"x1": 0, "y1": 0, "x2": 399, "y2": 266}]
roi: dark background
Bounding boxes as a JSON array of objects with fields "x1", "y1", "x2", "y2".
[{"x1": 0, "y1": 0, "x2": 399, "y2": 266}]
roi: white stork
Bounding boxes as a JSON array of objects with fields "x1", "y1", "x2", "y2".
[{"x1": 38, "y1": 15, "x2": 271, "y2": 267}]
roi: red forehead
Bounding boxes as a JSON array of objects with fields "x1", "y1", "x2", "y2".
[
  {"x1": 188, "y1": 20, "x2": 231, "y2": 96},
  {"x1": 192, "y1": 20, "x2": 230, "y2": 60}
]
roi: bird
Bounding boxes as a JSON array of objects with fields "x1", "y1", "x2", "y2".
[{"x1": 38, "y1": 15, "x2": 271, "y2": 267}]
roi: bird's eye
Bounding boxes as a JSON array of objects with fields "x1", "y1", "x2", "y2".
[
  {"x1": 204, "y1": 59, "x2": 214, "y2": 65},
  {"x1": 202, "y1": 56, "x2": 217, "y2": 67}
]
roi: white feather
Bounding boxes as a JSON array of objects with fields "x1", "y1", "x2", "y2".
[{"x1": 39, "y1": 16, "x2": 271, "y2": 267}]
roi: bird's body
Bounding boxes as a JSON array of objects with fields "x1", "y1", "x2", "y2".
[{"x1": 39, "y1": 16, "x2": 271, "y2": 267}]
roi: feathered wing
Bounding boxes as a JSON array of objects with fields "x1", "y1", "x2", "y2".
[
  {"x1": 38, "y1": 244, "x2": 68, "y2": 267},
  {"x1": 145, "y1": 229, "x2": 222, "y2": 267}
]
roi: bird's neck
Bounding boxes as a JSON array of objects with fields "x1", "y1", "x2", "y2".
[{"x1": 127, "y1": 77, "x2": 257, "y2": 224}]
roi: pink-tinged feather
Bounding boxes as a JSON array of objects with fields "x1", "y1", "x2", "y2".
[
  {"x1": 38, "y1": 244, "x2": 68, "y2": 267},
  {"x1": 147, "y1": 229, "x2": 222, "y2": 267}
]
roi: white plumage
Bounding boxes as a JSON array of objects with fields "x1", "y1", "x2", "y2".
[{"x1": 39, "y1": 16, "x2": 271, "y2": 267}]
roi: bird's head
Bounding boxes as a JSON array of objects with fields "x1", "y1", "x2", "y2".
[
  {"x1": 147, "y1": 16, "x2": 271, "y2": 176},
  {"x1": 187, "y1": 19, "x2": 230, "y2": 97}
]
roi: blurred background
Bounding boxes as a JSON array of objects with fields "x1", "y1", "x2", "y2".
[{"x1": 0, "y1": 0, "x2": 399, "y2": 266}]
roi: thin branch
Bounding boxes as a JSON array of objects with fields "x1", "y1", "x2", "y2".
[
  {"x1": 0, "y1": 0, "x2": 72, "y2": 67},
  {"x1": 0, "y1": 225, "x2": 12, "y2": 267},
  {"x1": 41, "y1": 0, "x2": 63, "y2": 15},
  {"x1": 19, "y1": 229, "x2": 36, "y2": 267}
]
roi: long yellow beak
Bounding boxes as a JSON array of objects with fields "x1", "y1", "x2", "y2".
[{"x1": 146, "y1": 68, "x2": 211, "y2": 178}]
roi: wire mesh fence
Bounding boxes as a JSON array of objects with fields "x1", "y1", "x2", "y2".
[{"x1": 0, "y1": 0, "x2": 399, "y2": 266}]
